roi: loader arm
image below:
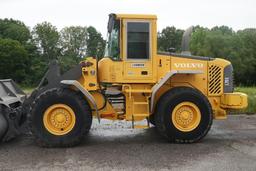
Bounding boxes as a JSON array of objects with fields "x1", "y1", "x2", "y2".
[{"x1": 0, "y1": 61, "x2": 84, "y2": 142}]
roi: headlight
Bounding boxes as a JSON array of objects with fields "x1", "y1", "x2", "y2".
[{"x1": 224, "y1": 64, "x2": 234, "y2": 93}]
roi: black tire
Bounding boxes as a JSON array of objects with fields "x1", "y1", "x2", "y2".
[
  {"x1": 0, "y1": 105, "x2": 8, "y2": 141},
  {"x1": 149, "y1": 114, "x2": 155, "y2": 126},
  {"x1": 28, "y1": 88, "x2": 92, "y2": 147},
  {"x1": 155, "y1": 87, "x2": 213, "y2": 143}
]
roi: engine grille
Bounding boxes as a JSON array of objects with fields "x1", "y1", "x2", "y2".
[{"x1": 208, "y1": 65, "x2": 223, "y2": 95}]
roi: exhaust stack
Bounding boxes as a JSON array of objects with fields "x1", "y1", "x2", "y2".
[{"x1": 181, "y1": 26, "x2": 193, "y2": 55}]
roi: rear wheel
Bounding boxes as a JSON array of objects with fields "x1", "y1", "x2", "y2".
[
  {"x1": 149, "y1": 114, "x2": 155, "y2": 126},
  {"x1": 155, "y1": 87, "x2": 213, "y2": 143},
  {"x1": 28, "y1": 88, "x2": 92, "y2": 147}
]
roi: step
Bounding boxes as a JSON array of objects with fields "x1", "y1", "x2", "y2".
[
  {"x1": 134, "y1": 125, "x2": 150, "y2": 129},
  {"x1": 124, "y1": 89, "x2": 152, "y2": 93},
  {"x1": 133, "y1": 102, "x2": 148, "y2": 105},
  {"x1": 132, "y1": 114, "x2": 149, "y2": 117}
]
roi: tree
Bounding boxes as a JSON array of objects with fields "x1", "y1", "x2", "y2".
[
  {"x1": 0, "y1": 19, "x2": 44, "y2": 85},
  {"x1": 86, "y1": 26, "x2": 105, "y2": 58},
  {"x1": 0, "y1": 38, "x2": 28, "y2": 83},
  {"x1": 59, "y1": 26, "x2": 87, "y2": 71},
  {"x1": 211, "y1": 26, "x2": 233, "y2": 35},
  {"x1": 60, "y1": 26, "x2": 87, "y2": 59},
  {"x1": 0, "y1": 19, "x2": 30, "y2": 44},
  {"x1": 32, "y1": 22, "x2": 60, "y2": 61},
  {"x1": 23, "y1": 41, "x2": 47, "y2": 86},
  {"x1": 158, "y1": 26, "x2": 184, "y2": 52},
  {"x1": 190, "y1": 26, "x2": 234, "y2": 58},
  {"x1": 190, "y1": 27, "x2": 208, "y2": 55},
  {"x1": 230, "y1": 29, "x2": 256, "y2": 85},
  {"x1": 190, "y1": 26, "x2": 256, "y2": 85}
]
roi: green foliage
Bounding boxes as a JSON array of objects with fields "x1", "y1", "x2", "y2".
[
  {"x1": 235, "y1": 87, "x2": 256, "y2": 113},
  {"x1": 190, "y1": 26, "x2": 234, "y2": 57},
  {"x1": 60, "y1": 26, "x2": 87, "y2": 59},
  {"x1": 0, "y1": 19, "x2": 106, "y2": 86},
  {"x1": 0, "y1": 19, "x2": 30, "y2": 44},
  {"x1": 25, "y1": 55, "x2": 47, "y2": 86},
  {"x1": 0, "y1": 18, "x2": 45, "y2": 85},
  {"x1": 21, "y1": 86, "x2": 34, "y2": 95},
  {"x1": 0, "y1": 38, "x2": 28, "y2": 82},
  {"x1": 32, "y1": 22, "x2": 60, "y2": 61},
  {"x1": 86, "y1": 26, "x2": 106, "y2": 58},
  {"x1": 189, "y1": 27, "x2": 208, "y2": 55},
  {"x1": 231, "y1": 29, "x2": 256, "y2": 85},
  {"x1": 158, "y1": 26, "x2": 184, "y2": 52},
  {"x1": 190, "y1": 26, "x2": 256, "y2": 85},
  {"x1": 59, "y1": 26, "x2": 87, "y2": 71}
]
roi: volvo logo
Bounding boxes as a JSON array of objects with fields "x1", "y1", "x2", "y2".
[{"x1": 174, "y1": 63, "x2": 204, "y2": 68}]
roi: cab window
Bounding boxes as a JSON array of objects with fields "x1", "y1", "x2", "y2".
[
  {"x1": 127, "y1": 22, "x2": 150, "y2": 60},
  {"x1": 105, "y1": 20, "x2": 120, "y2": 60}
]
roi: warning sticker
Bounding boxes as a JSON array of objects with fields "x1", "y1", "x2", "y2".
[{"x1": 131, "y1": 63, "x2": 145, "y2": 68}]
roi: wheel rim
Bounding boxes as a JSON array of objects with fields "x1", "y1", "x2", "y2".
[
  {"x1": 43, "y1": 104, "x2": 76, "y2": 136},
  {"x1": 171, "y1": 102, "x2": 201, "y2": 132}
]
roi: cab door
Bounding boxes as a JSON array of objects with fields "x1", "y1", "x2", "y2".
[{"x1": 122, "y1": 20, "x2": 153, "y2": 82}]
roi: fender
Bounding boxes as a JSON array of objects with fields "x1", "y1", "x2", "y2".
[
  {"x1": 60, "y1": 80, "x2": 100, "y2": 123},
  {"x1": 150, "y1": 70, "x2": 203, "y2": 113}
]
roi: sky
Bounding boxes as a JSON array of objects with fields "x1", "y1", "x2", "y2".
[{"x1": 0, "y1": 0, "x2": 255, "y2": 36}]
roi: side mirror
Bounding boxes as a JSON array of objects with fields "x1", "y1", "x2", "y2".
[{"x1": 168, "y1": 47, "x2": 176, "y2": 53}]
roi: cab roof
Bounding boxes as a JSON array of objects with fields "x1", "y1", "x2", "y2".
[{"x1": 115, "y1": 14, "x2": 157, "y2": 20}]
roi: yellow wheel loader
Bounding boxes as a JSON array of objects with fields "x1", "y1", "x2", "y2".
[{"x1": 0, "y1": 14, "x2": 248, "y2": 147}]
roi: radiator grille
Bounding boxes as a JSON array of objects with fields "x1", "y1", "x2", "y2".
[{"x1": 208, "y1": 65, "x2": 222, "y2": 95}]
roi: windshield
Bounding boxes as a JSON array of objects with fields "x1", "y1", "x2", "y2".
[{"x1": 104, "y1": 20, "x2": 120, "y2": 60}]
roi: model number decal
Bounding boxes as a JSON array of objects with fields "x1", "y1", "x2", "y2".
[
  {"x1": 174, "y1": 63, "x2": 204, "y2": 68},
  {"x1": 131, "y1": 63, "x2": 145, "y2": 68}
]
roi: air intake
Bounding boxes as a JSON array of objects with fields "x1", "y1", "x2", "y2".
[{"x1": 208, "y1": 65, "x2": 223, "y2": 95}]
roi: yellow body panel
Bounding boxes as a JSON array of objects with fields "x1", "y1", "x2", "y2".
[
  {"x1": 116, "y1": 14, "x2": 157, "y2": 20},
  {"x1": 98, "y1": 58, "x2": 123, "y2": 83},
  {"x1": 85, "y1": 56, "x2": 248, "y2": 121},
  {"x1": 221, "y1": 92, "x2": 248, "y2": 109},
  {"x1": 80, "y1": 57, "x2": 98, "y2": 91},
  {"x1": 78, "y1": 14, "x2": 248, "y2": 123}
]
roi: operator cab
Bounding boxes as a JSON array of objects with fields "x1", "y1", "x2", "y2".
[
  {"x1": 105, "y1": 14, "x2": 120, "y2": 61},
  {"x1": 99, "y1": 13, "x2": 157, "y2": 83}
]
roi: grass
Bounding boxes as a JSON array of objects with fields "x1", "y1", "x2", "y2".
[
  {"x1": 235, "y1": 87, "x2": 256, "y2": 114},
  {"x1": 21, "y1": 86, "x2": 35, "y2": 94}
]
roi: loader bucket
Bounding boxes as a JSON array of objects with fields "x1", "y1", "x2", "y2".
[
  {"x1": 0, "y1": 61, "x2": 83, "y2": 142},
  {"x1": 0, "y1": 79, "x2": 26, "y2": 142}
]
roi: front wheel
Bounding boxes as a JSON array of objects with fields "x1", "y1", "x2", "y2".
[
  {"x1": 155, "y1": 87, "x2": 213, "y2": 143},
  {"x1": 28, "y1": 88, "x2": 92, "y2": 147}
]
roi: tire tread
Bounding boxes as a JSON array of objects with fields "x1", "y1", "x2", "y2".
[
  {"x1": 155, "y1": 87, "x2": 213, "y2": 143},
  {"x1": 28, "y1": 88, "x2": 92, "y2": 147}
]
